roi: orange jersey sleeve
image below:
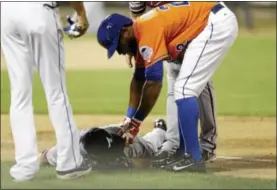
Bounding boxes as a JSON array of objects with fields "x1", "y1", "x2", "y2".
[{"x1": 134, "y1": 2, "x2": 217, "y2": 64}]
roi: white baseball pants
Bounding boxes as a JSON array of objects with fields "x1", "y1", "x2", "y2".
[
  {"x1": 1, "y1": 2, "x2": 82, "y2": 180},
  {"x1": 160, "y1": 4, "x2": 238, "y2": 154},
  {"x1": 174, "y1": 5, "x2": 238, "y2": 100}
]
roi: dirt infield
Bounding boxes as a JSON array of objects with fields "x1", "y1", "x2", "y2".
[{"x1": 1, "y1": 114, "x2": 276, "y2": 179}]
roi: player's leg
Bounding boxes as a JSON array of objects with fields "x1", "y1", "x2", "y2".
[
  {"x1": 39, "y1": 129, "x2": 88, "y2": 167},
  {"x1": 31, "y1": 5, "x2": 91, "y2": 179},
  {"x1": 198, "y1": 80, "x2": 217, "y2": 162},
  {"x1": 169, "y1": 5, "x2": 238, "y2": 172},
  {"x1": 142, "y1": 122, "x2": 167, "y2": 155},
  {"x1": 160, "y1": 62, "x2": 217, "y2": 162},
  {"x1": 1, "y1": 3, "x2": 39, "y2": 181},
  {"x1": 160, "y1": 62, "x2": 181, "y2": 154}
]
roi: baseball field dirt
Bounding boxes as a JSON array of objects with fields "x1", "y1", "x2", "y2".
[{"x1": 1, "y1": 114, "x2": 276, "y2": 180}]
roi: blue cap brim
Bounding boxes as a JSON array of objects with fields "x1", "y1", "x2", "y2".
[{"x1": 107, "y1": 40, "x2": 119, "y2": 59}]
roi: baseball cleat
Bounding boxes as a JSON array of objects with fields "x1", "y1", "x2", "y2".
[
  {"x1": 152, "y1": 151, "x2": 183, "y2": 169},
  {"x1": 202, "y1": 150, "x2": 216, "y2": 163},
  {"x1": 154, "y1": 119, "x2": 167, "y2": 131},
  {"x1": 165, "y1": 154, "x2": 207, "y2": 173},
  {"x1": 12, "y1": 176, "x2": 35, "y2": 182},
  {"x1": 56, "y1": 159, "x2": 92, "y2": 180},
  {"x1": 152, "y1": 151, "x2": 171, "y2": 168}
]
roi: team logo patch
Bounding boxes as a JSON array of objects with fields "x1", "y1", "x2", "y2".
[
  {"x1": 176, "y1": 43, "x2": 185, "y2": 51},
  {"x1": 176, "y1": 41, "x2": 190, "y2": 52},
  {"x1": 140, "y1": 46, "x2": 153, "y2": 62}
]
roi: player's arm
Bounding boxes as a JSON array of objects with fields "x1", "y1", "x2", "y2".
[
  {"x1": 69, "y1": 2, "x2": 86, "y2": 15},
  {"x1": 120, "y1": 62, "x2": 163, "y2": 144},
  {"x1": 126, "y1": 67, "x2": 146, "y2": 118},
  {"x1": 133, "y1": 61, "x2": 163, "y2": 121}
]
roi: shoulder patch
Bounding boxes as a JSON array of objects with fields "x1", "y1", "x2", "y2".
[
  {"x1": 176, "y1": 41, "x2": 190, "y2": 52},
  {"x1": 140, "y1": 46, "x2": 153, "y2": 62},
  {"x1": 176, "y1": 43, "x2": 185, "y2": 52}
]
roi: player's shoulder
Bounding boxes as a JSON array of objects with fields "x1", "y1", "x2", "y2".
[{"x1": 134, "y1": 8, "x2": 161, "y2": 32}]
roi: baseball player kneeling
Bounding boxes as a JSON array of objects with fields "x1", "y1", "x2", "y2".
[{"x1": 39, "y1": 119, "x2": 167, "y2": 170}]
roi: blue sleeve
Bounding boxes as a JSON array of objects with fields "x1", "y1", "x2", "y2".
[
  {"x1": 134, "y1": 67, "x2": 146, "y2": 81},
  {"x1": 145, "y1": 60, "x2": 163, "y2": 81}
]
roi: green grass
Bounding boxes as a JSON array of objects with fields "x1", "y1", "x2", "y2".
[
  {"x1": 212, "y1": 33, "x2": 276, "y2": 116},
  {"x1": 1, "y1": 162, "x2": 276, "y2": 189},
  {"x1": 1, "y1": 34, "x2": 276, "y2": 116}
]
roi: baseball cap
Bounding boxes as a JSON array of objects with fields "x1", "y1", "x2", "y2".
[{"x1": 97, "y1": 13, "x2": 133, "y2": 59}]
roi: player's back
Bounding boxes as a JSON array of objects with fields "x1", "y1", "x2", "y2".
[
  {"x1": 160, "y1": 2, "x2": 215, "y2": 40},
  {"x1": 134, "y1": 2, "x2": 217, "y2": 60}
]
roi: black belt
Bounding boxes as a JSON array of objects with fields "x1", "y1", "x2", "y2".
[
  {"x1": 43, "y1": 2, "x2": 59, "y2": 9},
  {"x1": 211, "y1": 3, "x2": 224, "y2": 14}
]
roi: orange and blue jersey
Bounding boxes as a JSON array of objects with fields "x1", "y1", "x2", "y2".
[
  {"x1": 134, "y1": 2, "x2": 217, "y2": 69},
  {"x1": 97, "y1": 2, "x2": 220, "y2": 81}
]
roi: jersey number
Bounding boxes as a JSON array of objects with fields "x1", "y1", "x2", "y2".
[{"x1": 158, "y1": 2, "x2": 190, "y2": 11}]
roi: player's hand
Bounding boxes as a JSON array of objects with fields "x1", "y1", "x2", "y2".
[
  {"x1": 118, "y1": 117, "x2": 141, "y2": 144},
  {"x1": 125, "y1": 54, "x2": 135, "y2": 68},
  {"x1": 63, "y1": 14, "x2": 89, "y2": 39}
]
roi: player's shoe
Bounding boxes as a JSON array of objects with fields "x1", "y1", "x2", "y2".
[
  {"x1": 165, "y1": 154, "x2": 207, "y2": 173},
  {"x1": 56, "y1": 159, "x2": 92, "y2": 180},
  {"x1": 12, "y1": 176, "x2": 35, "y2": 182},
  {"x1": 202, "y1": 150, "x2": 216, "y2": 163},
  {"x1": 152, "y1": 151, "x2": 171, "y2": 168},
  {"x1": 152, "y1": 150, "x2": 183, "y2": 168},
  {"x1": 154, "y1": 118, "x2": 167, "y2": 131}
]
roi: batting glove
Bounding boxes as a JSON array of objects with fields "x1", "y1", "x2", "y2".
[
  {"x1": 63, "y1": 16, "x2": 89, "y2": 39},
  {"x1": 118, "y1": 117, "x2": 141, "y2": 144}
]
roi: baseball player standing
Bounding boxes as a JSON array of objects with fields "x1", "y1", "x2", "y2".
[
  {"x1": 1, "y1": 2, "x2": 91, "y2": 181},
  {"x1": 128, "y1": 1, "x2": 218, "y2": 162},
  {"x1": 97, "y1": 2, "x2": 238, "y2": 172}
]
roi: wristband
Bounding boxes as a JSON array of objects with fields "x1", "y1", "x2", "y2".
[{"x1": 126, "y1": 106, "x2": 137, "y2": 118}]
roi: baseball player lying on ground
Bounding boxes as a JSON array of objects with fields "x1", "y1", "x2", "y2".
[{"x1": 39, "y1": 119, "x2": 167, "y2": 170}]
